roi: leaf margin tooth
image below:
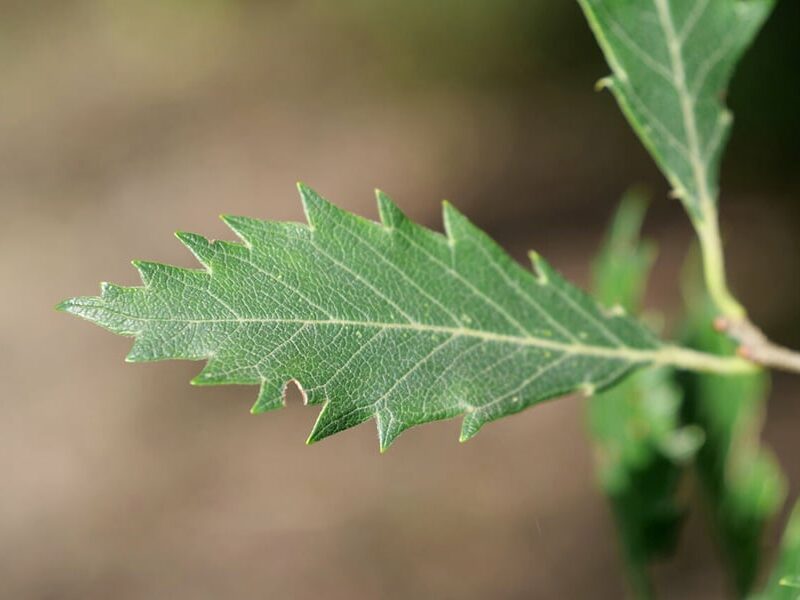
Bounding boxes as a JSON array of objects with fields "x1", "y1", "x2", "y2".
[
  {"x1": 376, "y1": 409, "x2": 409, "y2": 453},
  {"x1": 131, "y1": 259, "x2": 161, "y2": 287},
  {"x1": 376, "y1": 189, "x2": 408, "y2": 229},
  {"x1": 306, "y1": 400, "x2": 376, "y2": 446},
  {"x1": 175, "y1": 231, "x2": 215, "y2": 270}
]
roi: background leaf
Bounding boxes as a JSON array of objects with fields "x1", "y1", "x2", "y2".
[
  {"x1": 59, "y1": 186, "x2": 664, "y2": 450},
  {"x1": 577, "y1": 0, "x2": 774, "y2": 219},
  {"x1": 753, "y1": 501, "x2": 800, "y2": 599},
  {"x1": 681, "y1": 265, "x2": 786, "y2": 596},
  {"x1": 588, "y1": 190, "x2": 702, "y2": 598}
]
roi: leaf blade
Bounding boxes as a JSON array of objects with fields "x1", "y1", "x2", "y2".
[
  {"x1": 578, "y1": 0, "x2": 774, "y2": 219},
  {"x1": 60, "y1": 187, "x2": 669, "y2": 449}
]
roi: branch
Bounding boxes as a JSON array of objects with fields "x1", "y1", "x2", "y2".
[{"x1": 715, "y1": 317, "x2": 800, "y2": 374}]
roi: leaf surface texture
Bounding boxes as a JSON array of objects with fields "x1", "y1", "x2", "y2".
[{"x1": 60, "y1": 186, "x2": 662, "y2": 449}]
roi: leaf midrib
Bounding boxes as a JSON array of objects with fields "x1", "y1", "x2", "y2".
[
  {"x1": 67, "y1": 300, "x2": 668, "y2": 363},
  {"x1": 653, "y1": 0, "x2": 715, "y2": 213}
]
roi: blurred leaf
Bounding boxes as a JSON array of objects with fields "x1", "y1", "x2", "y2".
[
  {"x1": 59, "y1": 186, "x2": 666, "y2": 451},
  {"x1": 753, "y1": 501, "x2": 800, "y2": 599},
  {"x1": 593, "y1": 189, "x2": 656, "y2": 314},
  {"x1": 589, "y1": 191, "x2": 702, "y2": 598},
  {"x1": 578, "y1": 0, "x2": 774, "y2": 220},
  {"x1": 681, "y1": 263, "x2": 786, "y2": 596}
]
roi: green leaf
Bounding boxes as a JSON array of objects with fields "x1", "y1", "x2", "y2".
[
  {"x1": 753, "y1": 501, "x2": 800, "y2": 599},
  {"x1": 681, "y1": 268, "x2": 785, "y2": 596},
  {"x1": 59, "y1": 185, "x2": 671, "y2": 450},
  {"x1": 588, "y1": 191, "x2": 702, "y2": 598},
  {"x1": 578, "y1": 0, "x2": 774, "y2": 220},
  {"x1": 592, "y1": 189, "x2": 656, "y2": 314}
]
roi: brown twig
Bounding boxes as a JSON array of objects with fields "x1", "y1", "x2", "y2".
[{"x1": 714, "y1": 317, "x2": 800, "y2": 374}]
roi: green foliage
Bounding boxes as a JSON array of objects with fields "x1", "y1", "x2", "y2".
[
  {"x1": 681, "y1": 274, "x2": 785, "y2": 596},
  {"x1": 754, "y1": 501, "x2": 800, "y2": 599},
  {"x1": 59, "y1": 185, "x2": 667, "y2": 450},
  {"x1": 58, "y1": 3, "x2": 795, "y2": 597},
  {"x1": 589, "y1": 191, "x2": 702, "y2": 598},
  {"x1": 577, "y1": 0, "x2": 774, "y2": 221}
]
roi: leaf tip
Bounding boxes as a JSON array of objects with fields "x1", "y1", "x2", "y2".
[{"x1": 55, "y1": 298, "x2": 75, "y2": 313}]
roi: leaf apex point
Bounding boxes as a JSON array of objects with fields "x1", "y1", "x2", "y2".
[{"x1": 54, "y1": 298, "x2": 73, "y2": 312}]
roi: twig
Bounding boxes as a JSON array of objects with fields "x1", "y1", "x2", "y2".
[{"x1": 715, "y1": 317, "x2": 800, "y2": 374}]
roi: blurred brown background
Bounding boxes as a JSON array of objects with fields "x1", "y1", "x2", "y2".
[{"x1": 2, "y1": 1, "x2": 799, "y2": 598}]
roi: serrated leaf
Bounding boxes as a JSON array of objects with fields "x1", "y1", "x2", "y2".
[
  {"x1": 681, "y1": 269, "x2": 786, "y2": 596},
  {"x1": 578, "y1": 0, "x2": 774, "y2": 220},
  {"x1": 59, "y1": 185, "x2": 670, "y2": 450},
  {"x1": 588, "y1": 191, "x2": 702, "y2": 597},
  {"x1": 753, "y1": 501, "x2": 800, "y2": 599}
]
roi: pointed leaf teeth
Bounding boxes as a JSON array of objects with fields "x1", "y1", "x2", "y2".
[
  {"x1": 190, "y1": 369, "x2": 215, "y2": 386},
  {"x1": 131, "y1": 260, "x2": 159, "y2": 286},
  {"x1": 594, "y1": 76, "x2": 615, "y2": 91},
  {"x1": 175, "y1": 231, "x2": 214, "y2": 268},
  {"x1": 125, "y1": 343, "x2": 147, "y2": 363},
  {"x1": 307, "y1": 401, "x2": 375, "y2": 446},
  {"x1": 376, "y1": 410, "x2": 407, "y2": 452},
  {"x1": 528, "y1": 251, "x2": 550, "y2": 285},
  {"x1": 250, "y1": 383, "x2": 285, "y2": 414},
  {"x1": 297, "y1": 183, "x2": 330, "y2": 229},
  {"x1": 219, "y1": 214, "x2": 260, "y2": 247},
  {"x1": 442, "y1": 200, "x2": 474, "y2": 243},
  {"x1": 459, "y1": 411, "x2": 483, "y2": 443},
  {"x1": 376, "y1": 189, "x2": 407, "y2": 229}
]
